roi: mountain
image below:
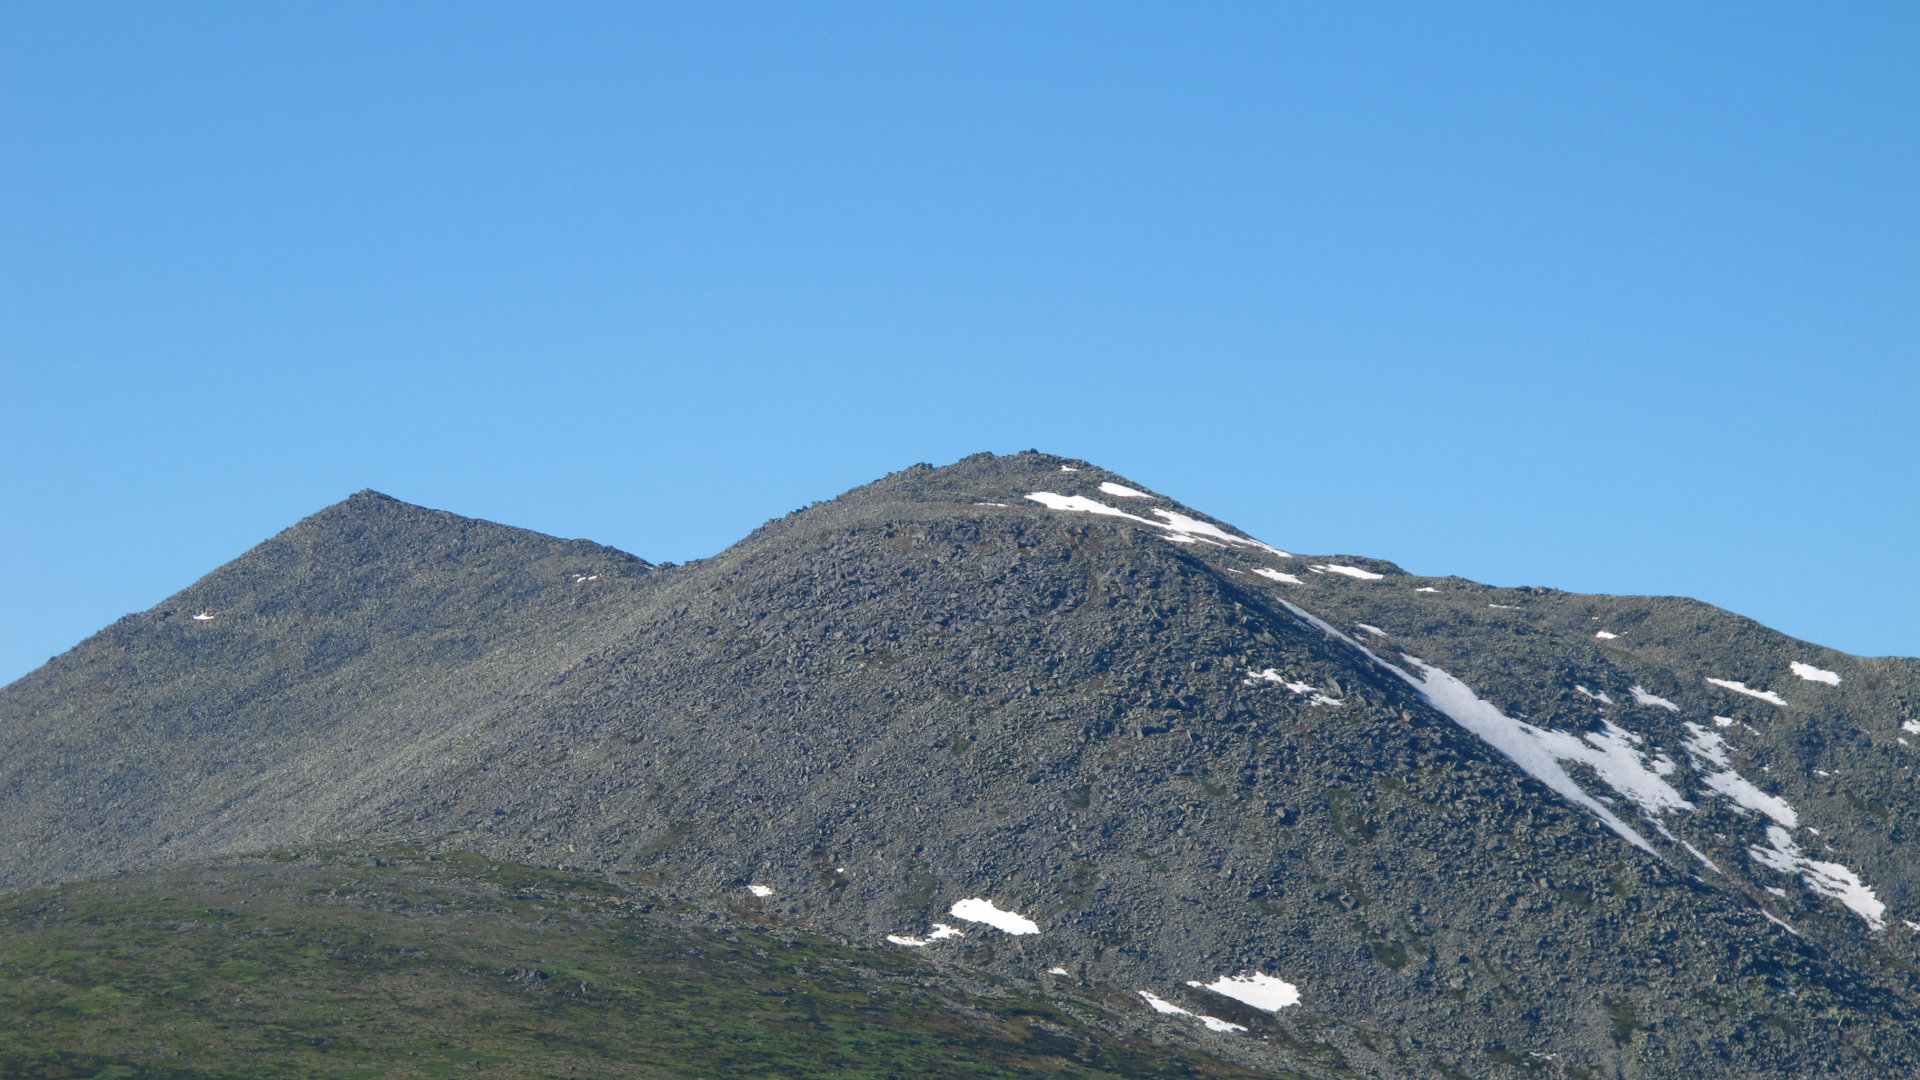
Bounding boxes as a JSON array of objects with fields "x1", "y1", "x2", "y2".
[{"x1": 3, "y1": 450, "x2": 1917, "y2": 1079}]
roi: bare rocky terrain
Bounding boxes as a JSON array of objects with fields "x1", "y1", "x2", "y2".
[{"x1": 4, "y1": 450, "x2": 1917, "y2": 1078}]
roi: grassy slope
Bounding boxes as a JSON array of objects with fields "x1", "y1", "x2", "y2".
[{"x1": 0, "y1": 847, "x2": 1277, "y2": 1080}]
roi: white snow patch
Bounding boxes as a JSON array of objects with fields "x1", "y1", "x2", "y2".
[
  {"x1": 1135, "y1": 992, "x2": 1244, "y2": 1033},
  {"x1": 1488, "y1": 604, "x2": 1515, "y2": 609},
  {"x1": 1270, "y1": 599, "x2": 1681, "y2": 854},
  {"x1": 1139, "y1": 991, "x2": 1185, "y2": 1015},
  {"x1": 1766, "y1": 886, "x2": 1787, "y2": 897},
  {"x1": 1629, "y1": 686, "x2": 1680, "y2": 712},
  {"x1": 1416, "y1": 587, "x2": 1439, "y2": 593},
  {"x1": 1244, "y1": 669, "x2": 1341, "y2": 706},
  {"x1": 1059, "y1": 466, "x2": 1078, "y2": 471},
  {"x1": 1678, "y1": 839, "x2": 1723, "y2": 874},
  {"x1": 1188, "y1": 972, "x2": 1301, "y2": 1012},
  {"x1": 1574, "y1": 686, "x2": 1614, "y2": 705},
  {"x1": 1595, "y1": 631, "x2": 1618, "y2": 640},
  {"x1": 1356, "y1": 624, "x2": 1387, "y2": 638},
  {"x1": 974, "y1": 502, "x2": 1009, "y2": 507},
  {"x1": 1682, "y1": 723, "x2": 1798, "y2": 827},
  {"x1": 1024, "y1": 492, "x2": 1291, "y2": 556},
  {"x1": 1707, "y1": 678, "x2": 1787, "y2": 707},
  {"x1": 1903, "y1": 720, "x2": 1920, "y2": 735},
  {"x1": 1900, "y1": 738, "x2": 1911, "y2": 746},
  {"x1": 950, "y1": 898, "x2": 1040, "y2": 935},
  {"x1": 1749, "y1": 825, "x2": 1885, "y2": 929},
  {"x1": 1098, "y1": 482, "x2": 1151, "y2": 499},
  {"x1": 1790, "y1": 662, "x2": 1841, "y2": 685},
  {"x1": 1906, "y1": 921, "x2": 1920, "y2": 933},
  {"x1": 1713, "y1": 716, "x2": 1735, "y2": 728},
  {"x1": 1310, "y1": 564, "x2": 1384, "y2": 580},
  {"x1": 192, "y1": 611, "x2": 214, "y2": 621},
  {"x1": 1254, "y1": 568, "x2": 1303, "y2": 584},
  {"x1": 1761, "y1": 910, "x2": 1801, "y2": 935},
  {"x1": 1047, "y1": 966, "x2": 1069, "y2": 975},
  {"x1": 884, "y1": 922, "x2": 964, "y2": 948},
  {"x1": 747, "y1": 885, "x2": 773, "y2": 897}
]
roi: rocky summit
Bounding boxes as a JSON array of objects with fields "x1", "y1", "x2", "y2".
[{"x1": 4, "y1": 450, "x2": 1918, "y2": 1079}]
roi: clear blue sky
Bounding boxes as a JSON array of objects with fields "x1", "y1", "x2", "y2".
[{"x1": 3, "y1": 2, "x2": 1916, "y2": 683}]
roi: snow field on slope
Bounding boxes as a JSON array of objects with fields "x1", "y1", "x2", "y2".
[
  {"x1": 1749, "y1": 826, "x2": 1885, "y2": 929},
  {"x1": 1188, "y1": 972, "x2": 1301, "y2": 1012},
  {"x1": 1024, "y1": 492, "x2": 1291, "y2": 556},
  {"x1": 1309, "y1": 564, "x2": 1384, "y2": 580},
  {"x1": 949, "y1": 898, "x2": 1039, "y2": 935},
  {"x1": 1631, "y1": 686, "x2": 1680, "y2": 711},
  {"x1": 1135, "y1": 991, "x2": 1245, "y2": 1033},
  {"x1": 1707, "y1": 678, "x2": 1788, "y2": 707},
  {"x1": 1244, "y1": 668, "x2": 1341, "y2": 706},
  {"x1": 1790, "y1": 662, "x2": 1841, "y2": 685},
  {"x1": 1681, "y1": 723, "x2": 1798, "y2": 828}
]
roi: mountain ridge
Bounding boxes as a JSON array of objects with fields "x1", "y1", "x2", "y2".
[{"x1": 4, "y1": 449, "x2": 1918, "y2": 1079}]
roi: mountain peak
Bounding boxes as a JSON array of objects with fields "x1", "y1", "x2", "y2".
[{"x1": 3, "y1": 454, "x2": 1917, "y2": 1078}]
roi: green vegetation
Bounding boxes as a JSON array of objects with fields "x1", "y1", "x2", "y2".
[{"x1": 0, "y1": 847, "x2": 1265, "y2": 1080}]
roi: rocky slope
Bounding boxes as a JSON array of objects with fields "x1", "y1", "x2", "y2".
[{"x1": 3, "y1": 450, "x2": 1917, "y2": 1078}]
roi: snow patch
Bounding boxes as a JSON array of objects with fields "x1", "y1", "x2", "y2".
[
  {"x1": 1188, "y1": 972, "x2": 1300, "y2": 1012},
  {"x1": 1244, "y1": 669, "x2": 1341, "y2": 706},
  {"x1": 1790, "y1": 662, "x2": 1841, "y2": 686},
  {"x1": 1270, "y1": 597, "x2": 1682, "y2": 854},
  {"x1": 950, "y1": 898, "x2": 1040, "y2": 935},
  {"x1": 747, "y1": 885, "x2": 773, "y2": 897},
  {"x1": 1254, "y1": 567, "x2": 1302, "y2": 584},
  {"x1": 1098, "y1": 482, "x2": 1151, "y2": 499},
  {"x1": 1749, "y1": 826, "x2": 1885, "y2": 930},
  {"x1": 884, "y1": 922, "x2": 964, "y2": 948},
  {"x1": 1059, "y1": 466, "x2": 1078, "y2": 471},
  {"x1": 1416, "y1": 586, "x2": 1439, "y2": 593},
  {"x1": 1139, "y1": 991, "x2": 1186, "y2": 1015},
  {"x1": 1356, "y1": 624, "x2": 1387, "y2": 638},
  {"x1": 1713, "y1": 716, "x2": 1735, "y2": 728},
  {"x1": 1310, "y1": 564, "x2": 1384, "y2": 580},
  {"x1": 1682, "y1": 723, "x2": 1798, "y2": 827},
  {"x1": 1708, "y1": 678, "x2": 1787, "y2": 707},
  {"x1": 1630, "y1": 686, "x2": 1680, "y2": 712},
  {"x1": 1024, "y1": 492, "x2": 1291, "y2": 556},
  {"x1": 1047, "y1": 966, "x2": 1069, "y2": 975},
  {"x1": 1136, "y1": 992, "x2": 1245, "y2": 1033},
  {"x1": 1595, "y1": 631, "x2": 1618, "y2": 640},
  {"x1": 192, "y1": 611, "x2": 214, "y2": 621},
  {"x1": 1574, "y1": 686, "x2": 1614, "y2": 705},
  {"x1": 1902, "y1": 720, "x2": 1920, "y2": 735}
]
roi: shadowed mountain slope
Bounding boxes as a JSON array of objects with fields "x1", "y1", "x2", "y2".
[{"x1": 4, "y1": 451, "x2": 1918, "y2": 1079}]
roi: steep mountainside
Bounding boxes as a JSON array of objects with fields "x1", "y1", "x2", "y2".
[{"x1": 4, "y1": 451, "x2": 1918, "y2": 1079}]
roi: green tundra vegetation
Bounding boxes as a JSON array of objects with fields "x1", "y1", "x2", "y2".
[{"x1": 0, "y1": 846, "x2": 1268, "y2": 1080}]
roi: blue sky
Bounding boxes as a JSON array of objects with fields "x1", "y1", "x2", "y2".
[{"x1": 3, "y1": 2, "x2": 1916, "y2": 683}]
